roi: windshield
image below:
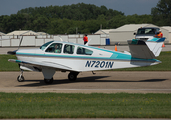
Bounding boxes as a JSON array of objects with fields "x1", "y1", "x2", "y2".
[
  {"x1": 137, "y1": 28, "x2": 159, "y2": 35},
  {"x1": 40, "y1": 41, "x2": 54, "y2": 50}
]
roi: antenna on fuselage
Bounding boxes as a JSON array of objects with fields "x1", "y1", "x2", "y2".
[
  {"x1": 58, "y1": 36, "x2": 63, "y2": 41},
  {"x1": 18, "y1": 36, "x2": 23, "y2": 50},
  {"x1": 85, "y1": 38, "x2": 91, "y2": 46}
]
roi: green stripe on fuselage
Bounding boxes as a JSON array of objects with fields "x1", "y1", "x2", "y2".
[{"x1": 16, "y1": 52, "x2": 160, "y2": 63}]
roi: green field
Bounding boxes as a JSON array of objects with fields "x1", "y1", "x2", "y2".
[
  {"x1": 0, "y1": 55, "x2": 19, "y2": 71},
  {"x1": 0, "y1": 51, "x2": 171, "y2": 71},
  {"x1": 0, "y1": 93, "x2": 170, "y2": 118}
]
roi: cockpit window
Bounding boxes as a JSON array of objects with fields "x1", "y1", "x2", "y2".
[
  {"x1": 45, "y1": 43, "x2": 63, "y2": 53},
  {"x1": 63, "y1": 44, "x2": 75, "y2": 54},
  {"x1": 77, "y1": 47, "x2": 93, "y2": 55},
  {"x1": 40, "y1": 41, "x2": 54, "y2": 50}
]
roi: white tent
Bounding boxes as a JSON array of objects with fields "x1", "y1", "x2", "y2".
[
  {"x1": 6, "y1": 30, "x2": 38, "y2": 36},
  {"x1": 37, "y1": 32, "x2": 49, "y2": 35},
  {"x1": 95, "y1": 29, "x2": 115, "y2": 35},
  {"x1": 0, "y1": 32, "x2": 5, "y2": 36},
  {"x1": 161, "y1": 26, "x2": 171, "y2": 43}
]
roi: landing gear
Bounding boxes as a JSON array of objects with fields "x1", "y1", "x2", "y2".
[
  {"x1": 44, "y1": 78, "x2": 53, "y2": 84},
  {"x1": 17, "y1": 70, "x2": 25, "y2": 82},
  {"x1": 42, "y1": 68, "x2": 55, "y2": 84},
  {"x1": 68, "y1": 72, "x2": 79, "y2": 81}
]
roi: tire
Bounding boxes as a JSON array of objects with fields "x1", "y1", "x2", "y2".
[
  {"x1": 68, "y1": 73, "x2": 77, "y2": 81},
  {"x1": 17, "y1": 75, "x2": 25, "y2": 82},
  {"x1": 44, "y1": 78, "x2": 53, "y2": 84}
]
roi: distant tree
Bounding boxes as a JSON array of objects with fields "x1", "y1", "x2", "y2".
[
  {"x1": 32, "y1": 15, "x2": 49, "y2": 32},
  {"x1": 47, "y1": 18, "x2": 62, "y2": 34},
  {"x1": 0, "y1": 15, "x2": 10, "y2": 33},
  {"x1": 0, "y1": 14, "x2": 30, "y2": 33},
  {"x1": 126, "y1": 14, "x2": 152, "y2": 24},
  {"x1": 107, "y1": 15, "x2": 127, "y2": 28},
  {"x1": 0, "y1": 3, "x2": 154, "y2": 34},
  {"x1": 151, "y1": 0, "x2": 171, "y2": 26},
  {"x1": 17, "y1": 3, "x2": 124, "y2": 21}
]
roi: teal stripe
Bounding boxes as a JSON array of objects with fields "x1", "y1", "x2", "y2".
[
  {"x1": 16, "y1": 60, "x2": 22, "y2": 63},
  {"x1": 147, "y1": 37, "x2": 159, "y2": 42},
  {"x1": 131, "y1": 39, "x2": 139, "y2": 44},
  {"x1": 147, "y1": 37, "x2": 165, "y2": 42},
  {"x1": 17, "y1": 52, "x2": 109, "y2": 60},
  {"x1": 16, "y1": 52, "x2": 159, "y2": 63}
]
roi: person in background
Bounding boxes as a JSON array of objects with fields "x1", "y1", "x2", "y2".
[
  {"x1": 83, "y1": 34, "x2": 88, "y2": 45},
  {"x1": 155, "y1": 30, "x2": 163, "y2": 38}
]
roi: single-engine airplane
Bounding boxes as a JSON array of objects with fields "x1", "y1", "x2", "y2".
[{"x1": 8, "y1": 37, "x2": 165, "y2": 84}]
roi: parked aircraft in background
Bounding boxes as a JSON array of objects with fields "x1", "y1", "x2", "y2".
[{"x1": 8, "y1": 37, "x2": 165, "y2": 84}]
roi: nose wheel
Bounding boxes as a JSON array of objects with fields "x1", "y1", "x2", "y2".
[{"x1": 17, "y1": 70, "x2": 25, "y2": 82}]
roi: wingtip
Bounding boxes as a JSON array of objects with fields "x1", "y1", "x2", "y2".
[{"x1": 8, "y1": 59, "x2": 16, "y2": 62}]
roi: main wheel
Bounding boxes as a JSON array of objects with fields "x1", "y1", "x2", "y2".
[
  {"x1": 68, "y1": 72, "x2": 77, "y2": 81},
  {"x1": 44, "y1": 78, "x2": 53, "y2": 84},
  {"x1": 17, "y1": 75, "x2": 25, "y2": 82}
]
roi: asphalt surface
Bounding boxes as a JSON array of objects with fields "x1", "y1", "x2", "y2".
[{"x1": 0, "y1": 71, "x2": 170, "y2": 93}]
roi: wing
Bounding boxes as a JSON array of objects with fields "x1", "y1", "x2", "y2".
[{"x1": 8, "y1": 59, "x2": 72, "y2": 71}]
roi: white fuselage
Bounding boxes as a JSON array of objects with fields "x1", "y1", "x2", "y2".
[{"x1": 16, "y1": 41, "x2": 160, "y2": 72}]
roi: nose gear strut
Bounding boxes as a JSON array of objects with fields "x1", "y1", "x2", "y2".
[{"x1": 17, "y1": 69, "x2": 25, "y2": 82}]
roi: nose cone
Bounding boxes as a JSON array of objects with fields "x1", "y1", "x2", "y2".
[{"x1": 7, "y1": 50, "x2": 17, "y2": 55}]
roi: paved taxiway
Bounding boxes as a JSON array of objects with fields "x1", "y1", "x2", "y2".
[{"x1": 0, "y1": 71, "x2": 170, "y2": 93}]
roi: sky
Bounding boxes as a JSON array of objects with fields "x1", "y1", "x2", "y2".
[{"x1": 0, "y1": 0, "x2": 160, "y2": 16}]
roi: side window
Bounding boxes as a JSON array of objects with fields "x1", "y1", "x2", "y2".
[
  {"x1": 77, "y1": 47, "x2": 93, "y2": 55},
  {"x1": 63, "y1": 44, "x2": 75, "y2": 54},
  {"x1": 45, "y1": 43, "x2": 62, "y2": 53}
]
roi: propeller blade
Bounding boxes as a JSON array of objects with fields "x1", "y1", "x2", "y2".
[{"x1": 18, "y1": 36, "x2": 23, "y2": 50}]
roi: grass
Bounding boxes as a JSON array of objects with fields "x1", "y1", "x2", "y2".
[
  {"x1": 0, "y1": 93, "x2": 170, "y2": 118},
  {"x1": 0, "y1": 51, "x2": 171, "y2": 71},
  {"x1": 0, "y1": 55, "x2": 19, "y2": 71}
]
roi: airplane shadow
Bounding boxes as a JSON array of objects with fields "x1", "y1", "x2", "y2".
[{"x1": 16, "y1": 75, "x2": 168, "y2": 87}]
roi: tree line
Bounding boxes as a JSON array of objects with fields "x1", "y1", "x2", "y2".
[{"x1": 0, "y1": 1, "x2": 170, "y2": 34}]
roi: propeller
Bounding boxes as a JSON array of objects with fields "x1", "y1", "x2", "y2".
[
  {"x1": 18, "y1": 36, "x2": 23, "y2": 50},
  {"x1": 7, "y1": 36, "x2": 23, "y2": 55}
]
